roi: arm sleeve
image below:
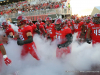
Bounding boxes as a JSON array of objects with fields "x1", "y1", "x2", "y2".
[
  {"x1": 24, "y1": 36, "x2": 33, "y2": 44},
  {"x1": 60, "y1": 34, "x2": 73, "y2": 47},
  {"x1": 59, "y1": 28, "x2": 72, "y2": 48}
]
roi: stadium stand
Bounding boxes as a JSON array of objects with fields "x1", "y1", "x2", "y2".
[{"x1": 0, "y1": 0, "x2": 71, "y2": 21}]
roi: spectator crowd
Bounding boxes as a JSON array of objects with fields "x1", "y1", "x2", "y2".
[{"x1": 0, "y1": 0, "x2": 67, "y2": 16}]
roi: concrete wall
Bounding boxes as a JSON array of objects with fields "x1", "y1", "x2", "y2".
[{"x1": 91, "y1": 7, "x2": 100, "y2": 16}]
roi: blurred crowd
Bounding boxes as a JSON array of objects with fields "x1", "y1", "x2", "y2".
[
  {"x1": 0, "y1": 0, "x2": 68, "y2": 16},
  {"x1": 71, "y1": 14, "x2": 92, "y2": 21}
]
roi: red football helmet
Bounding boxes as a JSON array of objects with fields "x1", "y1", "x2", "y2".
[
  {"x1": 16, "y1": 15, "x2": 27, "y2": 20},
  {"x1": 92, "y1": 13, "x2": 100, "y2": 24},
  {"x1": 2, "y1": 22, "x2": 9, "y2": 29},
  {"x1": 54, "y1": 18, "x2": 64, "y2": 30},
  {"x1": 16, "y1": 16, "x2": 27, "y2": 26},
  {"x1": 26, "y1": 20, "x2": 33, "y2": 26},
  {"x1": 37, "y1": 18, "x2": 42, "y2": 23},
  {"x1": 45, "y1": 17, "x2": 52, "y2": 26},
  {"x1": 19, "y1": 20, "x2": 27, "y2": 25}
]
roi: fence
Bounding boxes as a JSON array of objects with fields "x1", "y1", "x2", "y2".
[{"x1": 2, "y1": 7, "x2": 71, "y2": 19}]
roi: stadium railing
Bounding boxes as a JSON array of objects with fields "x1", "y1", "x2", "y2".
[{"x1": 3, "y1": 7, "x2": 71, "y2": 18}]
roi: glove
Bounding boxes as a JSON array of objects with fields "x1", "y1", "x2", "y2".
[
  {"x1": 57, "y1": 44, "x2": 64, "y2": 49},
  {"x1": 17, "y1": 39, "x2": 24, "y2": 45},
  {"x1": 86, "y1": 38, "x2": 91, "y2": 44},
  {"x1": 4, "y1": 57, "x2": 12, "y2": 66}
]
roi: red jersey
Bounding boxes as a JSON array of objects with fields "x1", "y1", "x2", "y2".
[
  {"x1": 40, "y1": 22, "x2": 45, "y2": 26},
  {"x1": 79, "y1": 21, "x2": 84, "y2": 27},
  {"x1": 88, "y1": 23, "x2": 100, "y2": 42},
  {"x1": 66, "y1": 22, "x2": 74, "y2": 34},
  {"x1": 5, "y1": 27, "x2": 14, "y2": 36},
  {"x1": 54, "y1": 27, "x2": 72, "y2": 44},
  {"x1": 84, "y1": 22, "x2": 90, "y2": 29},
  {"x1": 68, "y1": 21, "x2": 74, "y2": 29},
  {"x1": 73, "y1": 21, "x2": 84, "y2": 32},
  {"x1": 31, "y1": 24, "x2": 37, "y2": 35},
  {"x1": 45, "y1": 24, "x2": 56, "y2": 40},
  {"x1": 31, "y1": 24, "x2": 37, "y2": 31},
  {"x1": 73, "y1": 23, "x2": 81, "y2": 32},
  {"x1": 18, "y1": 25, "x2": 33, "y2": 41},
  {"x1": 39, "y1": 25, "x2": 46, "y2": 34}
]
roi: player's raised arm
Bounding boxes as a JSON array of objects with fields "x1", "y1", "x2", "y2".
[{"x1": 0, "y1": 41, "x2": 11, "y2": 66}]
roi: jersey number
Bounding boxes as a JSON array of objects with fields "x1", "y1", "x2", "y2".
[
  {"x1": 56, "y1": 35, "x2": 60, "y2": 40},
  {"x1": 19, "y1": 34, "x2": 24, "y2": 40},
  {"x1": 94, "y1": 29, "x2": 100, "y2": 36}
]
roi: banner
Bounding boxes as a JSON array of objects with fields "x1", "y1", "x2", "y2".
[{"x1": 11, "y1": 14, "x2": 61, "y2": 22}]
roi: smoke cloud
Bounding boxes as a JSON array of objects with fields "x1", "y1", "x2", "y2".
[{"x1": 0, "y1": 19, "x2": 100, "y2": 75}]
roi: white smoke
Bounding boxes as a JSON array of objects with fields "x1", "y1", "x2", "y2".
[
  {"x1": 0, "y1": 16, "x2": 5, "y2": 24},
  {"x1": 8, "y1": 23, "x2": 18, "y2": 33},
  {"x1": 0, "y1": 21, "x2": 100, "y2": 75}
]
